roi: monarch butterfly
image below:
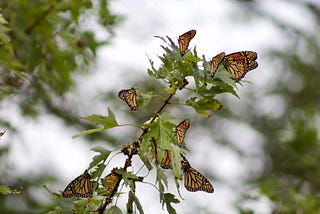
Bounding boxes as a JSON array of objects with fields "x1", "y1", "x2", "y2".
[
  {"x1": 62, "y1": 170, "x2": 93, "y2": 198},
  {"x1": 210, "y1": 52, "x2": 225, "y2": 77},
  {"x1": 181, "y1": 155, "x2": 214, "y2": 193},
  {"x1": 176, "y1": 119, "x2": 190, "y2": 147},
  {"x1": 160, "y1": 150, "x2": 172, "y2": 169},
  {"x1": 178, "y1": 30, "x2": 196, "y2": 54},
  {"x1": 102, "y1": 172, "x2": 120, "y2": 196},
  {"x1": 118, "y1": 87, "x2": 138, "y2": 111},
  {"x1": 222, "y1": 51, "x2": 258, "y2": 81}
]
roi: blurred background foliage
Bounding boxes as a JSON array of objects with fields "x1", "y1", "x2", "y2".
[{"x1": 0, "y1": 0, "x2": 320, "y2": 213}]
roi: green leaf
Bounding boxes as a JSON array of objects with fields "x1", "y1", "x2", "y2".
[
  {"x1": 114, "y1": 168, "x2": 139, "y2": 181},
  {"x1": 73, "y1": 108, "x2": 118, "y2": 138},
  {"x1": 0, "y1": 185, "x2": 22, "y2": 195},
  {"x1": 106, "y1": 206, "x2": 122, "y2": 214},
  {"x1": 138, "y1": 153, "x2": 153, "y2": 171},
  {"x1": 169, "y1": 145, "x2": 182, "y2": 179},
  {"x1": 162, "y1": 193, "x2": 180, "y2": 214},
  {"x1": 186, "y1": 97, "x2": 223, "y2": 117},
  {"x1": 88, "y1": 146, "x2": 111, "y2": 170},
  {"x1": 126, "y1": 190, "x2": 134, "y2": 213},
  {"x1": 156, "y1": 165, "x2": 168, "y2": 196},
  {"x1": 138, "y1": 91, "x2": 154, "y2": 109},
  {"x1": 128, "y1": 191, "x2": 144, "y2": 214},
  {"x1": 83, "y1": 108, "x2": 118, "y2": 129},
  {"x1": 72, "y1": 127, "x2": 105, "y2": 138},
  {"x1": 73, "y1": 197, "x2": 101, "y2": 214},
  {"x1": 91, "y1": 163, "x2": 107, "y2": 179}
]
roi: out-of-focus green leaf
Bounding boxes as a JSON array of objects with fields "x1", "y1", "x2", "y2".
[
  {"x1": 0, "y1": 185, "x2": 22, "y2": 195},
  {"x1": 0, "y1": 131, "x2": 5, "y2": 137},
  {"x1": 106, "y1": 206, "x2": 122, "y2": 214}
]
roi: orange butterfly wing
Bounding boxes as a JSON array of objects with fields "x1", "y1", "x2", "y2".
[
  {"x1": 118, "y1": 87, "x2": 138, "y2": 111},
  {"x1": 178, "y1": 30, "x2": 196, "y2": 54},
  {"x1": 176, "y1": 119, "x2": 190, "y2": 147},
  {"x1": 223, "y1": 51, "x2": 258, "y2": 81},
  {"x1": 181, "y1": 155, "x2": 214, "y2": 193},
  {"x1": 160, "y1": 150, "x2": 172, "y2": 169},
  {"x1": 210, "y1": 52, "x2": 225, "y2": 77},
  {"x1": 102, "y1": 172, "x2": 120, "y2": 196},
  {"x1": 62, "y1": 170, "x2": 93, "y2": 198}
]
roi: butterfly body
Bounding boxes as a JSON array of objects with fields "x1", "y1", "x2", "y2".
[
  {"x1": 62, "y1": 170, "x2": 93, "y2": 198},
  {"x1": 178, "y1": 30, "x2": 196, "y2": 54},
  {"x1": 118, "y1": 87, "x2": 138, "y2": 111}
]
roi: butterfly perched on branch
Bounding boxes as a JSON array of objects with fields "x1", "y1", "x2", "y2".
[
  {"x1": 210, "y1": 51, "x2": 258, "y2": 81},
  {"x1": 102, "y1": 172, "x2": 120, "y2": 197},
  {"x1": 160, "y1": 150, "x2": 172, "y2": 169},
  {"x1": 178, "y1": 29, "x2": 196, "y2": 55},
  {"x1": 181, "y1": 155, "x2": 214, "y2": 193},
  {"x1": 176, "y1": 119, "x2": 190, "y2": 147},
  {"x1": 118, "y1": 87, "x2": 138, "y2": 111},
  {"x1": 62, "y1": 170, "x2": 93, "y2": 198}
]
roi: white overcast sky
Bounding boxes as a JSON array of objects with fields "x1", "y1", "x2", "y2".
[{"x1": 1, "y1": 0, "x2": 314, "y2": 213}]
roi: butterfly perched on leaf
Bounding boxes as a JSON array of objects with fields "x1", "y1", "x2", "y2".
[
  {"x1": 178, "y1": 29, "x2": 196, "y2": 55},
  {"x1": 176, "y1": 119, "x2": 190, "y2": 147},
  {"x1": 222, "y1": 51, "x2": 258, "y2": 81},
  {"x1": 118, "y1": 87, "x2": 138, "y2": 111},
  {"x1": 101, "y1": 172, "x2": 120, "y2": 196},
  {"x1": 181, "y1": 155, "x2": 214, "y2": 193},
  {"x1": 160, "y1": 149, "x2": 172, "y2": 169},
  {"x1": 210, "y1": 52, "x2": 225, "y2": 77},
  {"x1": 62, "y1": 170, "x2": 93, "y2": 198}
]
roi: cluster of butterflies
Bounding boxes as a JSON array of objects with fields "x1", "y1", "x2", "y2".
[
  {"x1": 62, "y1": 29, "x2": 258, "y2": 198},
  {"x1": 117, "y1": 30, "x2": 258, "y2": 113},
  {"x1": 62, "y1": 170, "x2": 120, "y2": 198},
  {"x1": 178, "y1": 29, "x2": 258, "y2": 81},
  {"x1": 156, "y1": 119, "x2": 214, "y2": 193},
  {"x1": 62, "y1": 119, "x2": 213, "y2": 198}
]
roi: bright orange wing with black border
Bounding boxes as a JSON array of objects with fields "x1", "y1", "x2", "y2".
[
  {"x1": 210, "y1": 52, "x2": 225, "y2": 77},
  {"x1": 160, "y1": 150, "x2": 172, "y2": 169},
  {"x1": 118, "y1": 87, "x2": 138, "y2": 111},
  {"x1": 178, "y1": 30, "x2": 196, "y2": 54},
  {"x1": 176, "y1": 119, "x2": 190, "y2": 147},
  {"x1": 223, "y1": 51, "x2": 258, "y2": 81},
  {"x1": 62, "y1": 170, "x2": 93, "y2": 198},
  {"x1": 181, "y1": 155, "x2": 214, "y2": 193}
]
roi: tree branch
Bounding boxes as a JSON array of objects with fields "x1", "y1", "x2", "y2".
[{"x1": 97, "y1": 90, "x2": 176, "y2": 213}]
